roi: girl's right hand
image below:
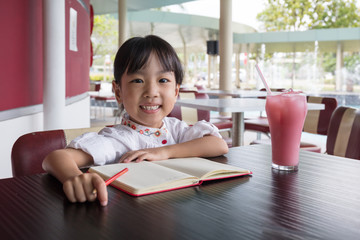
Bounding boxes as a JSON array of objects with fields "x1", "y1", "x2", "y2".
[{"x1": 62, "y1": 172, "x2": 108, "y2": 206}]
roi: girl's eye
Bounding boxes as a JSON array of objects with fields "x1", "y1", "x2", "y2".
[
  {"x1": 131, "y1": 79, "x2": 143, "y2": 83},
  {"x1": 159, "y1": 78, "x2": 169, "y2": 83}
]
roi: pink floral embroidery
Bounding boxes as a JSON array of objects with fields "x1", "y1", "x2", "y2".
[{"x1": 121, "y1": 118, "x2": 167, "y2": 138}]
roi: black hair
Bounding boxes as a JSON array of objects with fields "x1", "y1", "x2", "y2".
[{"x1": 113, "y1": 35, "x2": 183, "y2": 86}]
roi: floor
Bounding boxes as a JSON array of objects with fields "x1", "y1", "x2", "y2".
[{"x1": 90, "y1": 107, "x2": 327, "y2": 153}]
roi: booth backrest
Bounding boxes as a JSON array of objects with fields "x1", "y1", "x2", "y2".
[
  {"x1": 303, "y1": 96, "x2": 338, "y2": 135},
  {"x1": 11, "y1": 127, "x2": 103, "y2": 177},
  {"x1": 326, "y1": 106, "x2": 360, "y2": 160},
  {"x1": 168, "y1": 90, "x2": 210, "y2": 125}
]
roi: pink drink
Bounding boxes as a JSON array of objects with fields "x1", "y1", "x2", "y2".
[{"x1": 265, "y1": 90, "x2": 307, "y2": 171}]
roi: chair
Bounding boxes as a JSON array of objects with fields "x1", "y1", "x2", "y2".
[
  {"x1": 89, "y1": 81, "x2": 101, "y2": 118},
  {"x1": 89, "y1": 81, "x2": 101, "y2": 92},
  {"x1": 11, "y1": 126, "x2": 103, "y2": 177},
  {"x1": 326, "y1": 106, "x2": 360, "y2": 160},
  {"x1": 250, "y1": 96, "x2": 338, "y2": 153},
  {"x1": 169, "y1": 90, "x2": 232, "y2": 127},
  {"x1": 169, "y1": 90, "x2": 210, "y2": 125},
  {"x1": 94, "y1": 95, "x2": 118, "y2": 119},
  {"x1": 168, "y1": 90, "x2": 233, "y2": 145},
  {"x1": 303, "y1": 96, "x2": 338, "y2": 135}
]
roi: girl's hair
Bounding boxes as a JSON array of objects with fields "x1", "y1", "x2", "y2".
[{"x1": 113, "y1": 35, "x2": 184, "y2": 86}]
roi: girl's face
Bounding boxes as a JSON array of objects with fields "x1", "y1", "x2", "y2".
[{"x1": 113, "y1": 53, "x2": 180, "y2": 128}]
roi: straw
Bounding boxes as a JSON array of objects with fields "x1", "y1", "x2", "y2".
[{"x1": 255, "y1": 64, "x2": 272, "y2": 95}]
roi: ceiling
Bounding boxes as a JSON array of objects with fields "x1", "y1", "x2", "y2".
[
  {"x1": 89, "y1": 0, "x2": 257, "y2": 52},
  {"x1": 90, "y1": 0, "x2": 195, "y2": 14},
  {"x1": 127, "y1": 10, "x2": 256, "y2": 51},
  {"x1": 89, "y1": 0, "x2": 360, "y2": 54}
]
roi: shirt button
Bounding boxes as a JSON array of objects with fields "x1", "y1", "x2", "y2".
[{"x1": 162, "y1": 140, "x2": 167, "y2": 144}]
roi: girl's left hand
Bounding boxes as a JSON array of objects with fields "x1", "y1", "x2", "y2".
[{"x1": 120, "y1": 147, "x2": 169, "y2": 163}]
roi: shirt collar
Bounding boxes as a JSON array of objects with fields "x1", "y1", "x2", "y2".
[{"x1": 121, "y1": 115, "x2": 168, "y2": 138}]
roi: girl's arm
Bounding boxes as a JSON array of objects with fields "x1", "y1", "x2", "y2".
[
  {"x1": 42, "y1": 148, "x2": 108, "y2": 206},
  {"x1": 120, "y1": 135, "x2": 228, "y2": 163}
]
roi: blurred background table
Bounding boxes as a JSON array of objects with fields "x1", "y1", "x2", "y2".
[
  {"x1": 197, "y1": 89, "x2": 268, "y2": 98},
  {"x1": 176, "y1": 98, "x2": 324, "y2": 146}
]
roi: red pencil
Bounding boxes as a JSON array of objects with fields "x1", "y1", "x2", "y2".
[
  {"x1": 105, "y1": 167, "x2": 129, "y2": 186},
  {"x1": 93, "y1": 167, "x2": 128, "y2": 194}
]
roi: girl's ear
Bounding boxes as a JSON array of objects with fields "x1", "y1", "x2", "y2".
[
  {"x1": 175, "y1": 84, "x2": 180, "y2": 97},
  {"x1": 112, "y1": 80, "x2": 122, "y2": 104}
]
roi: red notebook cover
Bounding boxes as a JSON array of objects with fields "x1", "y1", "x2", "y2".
[{"x1": 109, "y1": 171, "x2": 252, "y2": 197}]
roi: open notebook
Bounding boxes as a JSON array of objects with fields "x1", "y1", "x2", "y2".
[{"x1": 88, "y1": 157, "x2": 252, "y2": 196}]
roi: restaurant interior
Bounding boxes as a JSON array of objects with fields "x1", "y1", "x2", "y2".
[{"x1": 1, "y1": 0, "x2": 360, "y2": 239}]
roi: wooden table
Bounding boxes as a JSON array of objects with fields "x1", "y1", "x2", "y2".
[
  {"x1": 176, "y1": 98, "x2": 324, "y2": 146},
  {"x1": 1, "y1": 144, "x2": 360, "y2": 239}
]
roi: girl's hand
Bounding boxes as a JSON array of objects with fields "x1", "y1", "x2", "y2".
[
  {"x1": 120, "y1": 147, "x2": 169, "y2": 163},
  {"x1": 62, "y1": 172, "x2": 108, "y2": 206}
]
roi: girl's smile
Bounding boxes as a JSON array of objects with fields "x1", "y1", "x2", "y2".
[{"x1": 140, "y1": 104, "x2": 161, "y2": 111}]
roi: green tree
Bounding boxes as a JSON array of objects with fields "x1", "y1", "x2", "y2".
[
  {"x1": 256, "y1": 0, "x2": 324, "y2": 31},
  {"x1": 91, "y1": 14, "x2": 118, "y2": 65},
  {"x1": 256, "y1": 0, "x2": 360, "y2": 31},
  {"x1": 311, "y1": 0, "x2": 360, "y2": 29}
]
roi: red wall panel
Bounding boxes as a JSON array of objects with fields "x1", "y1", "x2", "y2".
[
  {"x1": 0, "y1": 0, "x2": 90, "y2": 112},
  {"x1": 65, "y1": 0, "x2": 91, "y2": 98},
  {"x1": 0, "y1": 0, "x2": 43, "y2": 111}
]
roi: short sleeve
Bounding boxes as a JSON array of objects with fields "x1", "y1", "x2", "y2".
[
  {"x1": 67, "y1": 127, "x2": 135, "y2": 165},
  {"x1": 177, "y1": 120, "x2": 222, "y2": 143}
]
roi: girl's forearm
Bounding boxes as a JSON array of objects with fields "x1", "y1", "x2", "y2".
[
  {"x1": 42, "y1": 148, "x2": 93, "y2": 183},
  {"x1": 165, "y1": 136, "x2": 228, "y2": 159}
]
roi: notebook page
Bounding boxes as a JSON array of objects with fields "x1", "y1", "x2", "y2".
[
  {"x1": 90, "y1": 161, "x2": 198, "y2": 192},
  {"x1": 155, "y1": 157, "x2": 250, "y2": 179}
]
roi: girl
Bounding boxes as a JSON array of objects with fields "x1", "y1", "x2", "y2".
[{"x1": 42, "y1": 35, "x2": 228, "y2": 206}]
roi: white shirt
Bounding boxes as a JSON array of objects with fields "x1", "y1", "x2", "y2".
[{"x1": 68, "y1": 116, "x2": 222, "y2": 165}]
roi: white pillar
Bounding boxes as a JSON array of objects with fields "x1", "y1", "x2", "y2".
[
  {"x1": 235, "y1": 52, "x2": 240, "y2": 88},
  {"x1": 207, "y1": 55, "x2": 212, "y2": 88},
  {"x1": 118, "y1": 0, "x2": 127, "y2": 47},
  {"x1": 43, "y1": 0, "x2": 66, "y2": 130},
  {"x1": 213, "y1": 55, "x2": 219, "y2": 87},
  {"x1": 336, "y1": 42, "x2": 343, "y2": 91},
  {"x1": 219, "y1": 0, "x2": 233, "y2": 91}
]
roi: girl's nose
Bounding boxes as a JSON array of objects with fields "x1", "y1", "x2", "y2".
[{"x1": 143, "y1": 81, "x2": 159, "y2": 98}]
